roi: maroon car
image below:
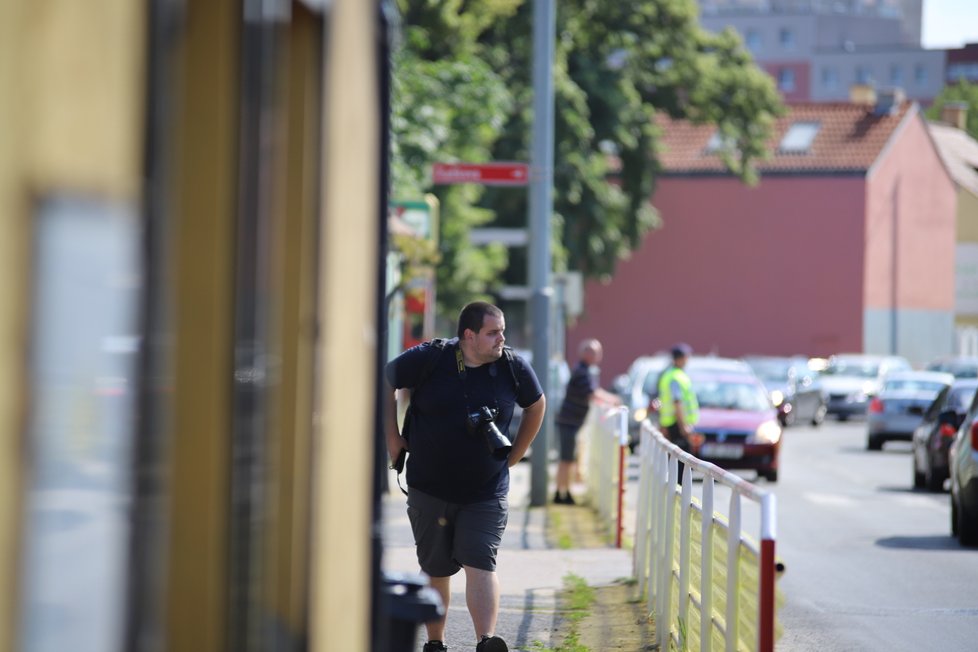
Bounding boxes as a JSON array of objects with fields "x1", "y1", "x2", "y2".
[{"x1": 686, "y1": 371, "x2": 783, "y2": 482}]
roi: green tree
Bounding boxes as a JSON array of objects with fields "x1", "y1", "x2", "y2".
[
  {"x1": 391, "y1": 0, "x2": 784, "y2": 320},
  {"x1": 926, "y1": 80, "x2": 978, "y2": 140}
]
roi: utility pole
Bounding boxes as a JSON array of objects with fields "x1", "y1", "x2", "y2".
[{"x1": 529, "y1": 0, "x2": 555, "y2": 507}]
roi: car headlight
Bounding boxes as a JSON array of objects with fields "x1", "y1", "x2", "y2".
[
  {"x1": 847, "y1": 390, "x2": 867, "y2": 403},
  {"x1": 770, "y1": 390, "x2": 784, "y2": 407},
  {"x1": 752, "y1": 420, "x2": 782, "y2": 444},
  {"x1": 633, "y1": 407, "x2": 647, "y2": 422}
]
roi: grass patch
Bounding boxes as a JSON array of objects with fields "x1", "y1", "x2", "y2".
[{"x1": 528, "y1": 573, "x2": 596, "y2": 652}]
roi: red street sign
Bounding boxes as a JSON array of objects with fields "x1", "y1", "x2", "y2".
[{"x1": 432, "y1": 162, "x2": 529, "y2": 186}]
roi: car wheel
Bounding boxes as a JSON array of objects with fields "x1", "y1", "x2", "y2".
[
  {"x1": 957, "y1": 497, "x2": 978, "y2": 547},
  {"x1": 837, "y1": 413, "x2": 850, "y2": 422},
  {"x1": 952, "y1": 495, "x2": 959, "y2": 537},
  {"x1": 925, "y1": 464, "x2": 946, "y2": 493},
  {"x1": 762, "y1": 469, "x2": 778, "y2": 483},
  {"x1": 867, "y1": 435, "x2": 883, "y2": 451},
  {"x1": 811, "y1": 404, "x2": 827, "y2": 427},
  {"x1": 913, "y1": 464, "x2": 925, "y2": 489}
]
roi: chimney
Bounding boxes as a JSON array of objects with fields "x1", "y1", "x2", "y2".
[
  {"x1": 942, "y1": 101, "x2": 969, "y2": 130},
  {"x1": 874, "y1": 87, "x2": 905, "y2": 116},
  {"x1": 849, "y1": 84, "x2": 877, "y2": 106}
]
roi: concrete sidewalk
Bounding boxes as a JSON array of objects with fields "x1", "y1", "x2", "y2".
[{"x1": 381, "y1": 461, "x2": 634, "y2": 652}]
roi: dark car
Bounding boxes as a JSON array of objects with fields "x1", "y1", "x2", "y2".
[
  {"x1": 925, "y1": 356, "x2": 978, "y2": 379},
  {"x1": 949, "y1": 388, "x2": 978, "y2": 546},
  {"x1": 912, "y1": 379, "x2": 978, "y2": 491},
  {"x1": 686, "y1": 370, "x2": 782, "y2": 482},
  {"x1": 744, "y1": 355, "x2": 827, "y2": 427}
]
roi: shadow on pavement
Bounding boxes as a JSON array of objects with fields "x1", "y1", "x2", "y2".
[{"x1": 875, "y1": 535, "x2": 971, "y2": 551}]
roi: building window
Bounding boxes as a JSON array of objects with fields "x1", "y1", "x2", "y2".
[
  {"x1": 889, "y1": 64, "x2": 903, "y2": 86},
  {"x1": 855, "y1": 66, "x2": 872, "y2": 84},
  {"x1": 915, "y1": 63, "x2": 928, "y2": 85},
  {"x1": 778, "y1": 68, "x2": 796, "y2": 92},
  {"x1": 948, "y1": 62, "x2": 978, "y2": 82},
  {"x1": 779, "y1": 121, "x2": 820, "y2": 154},
  {"x1": 746, "y1": 29, "x2": 762, "y2": 53},
  {"x1": 821, "y1": 66, "x2": 839, "y2": 90},
  {"x1": 704, "y1": 130, "x2": 734, "y2": 155},
  {"x1": 779, "y1": 27, "x2": 795, "y2": 50}
]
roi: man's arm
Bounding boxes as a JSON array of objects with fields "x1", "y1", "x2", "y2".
[
  {"x1": 591, "y1": 387, "x2": 622, "y2": 406},
  {"x1": 384, "y1": 380, "x2": 408, "y2": 464},
  {"x1": 673, "y1": 399, "x2": 689, "y2": 438},
  {"x1": 507, "y1": 395, "x2": 546, "y2": 467}
]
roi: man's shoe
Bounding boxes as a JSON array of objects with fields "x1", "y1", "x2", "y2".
[
  {"x1": 476, "y1": 634, "x2": 508, "y2": 652},
  {"x1": 422, "y1": 641, "x2": 448, "y2": 652},
  {"x1": 553, "y1": 491, "x2": 576, "y2": 505}
]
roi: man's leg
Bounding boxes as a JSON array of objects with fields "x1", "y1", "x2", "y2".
[
  {"x1": 463, "y1": 565, "x2": 499, "y2": 639},
  {"x1": 424, "y1": 576, "x2": 451, "y2": 643}
]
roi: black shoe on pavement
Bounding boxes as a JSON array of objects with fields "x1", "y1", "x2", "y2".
[
  {"x1": 423, "y1": 641, "x2": 448, "y2": 652},
  {"x1": 476, "y1": 635, "x2": 508, "y2": 652},
  {"x1": 553, "y1": 491, "x2": 576, "y2": 505}
]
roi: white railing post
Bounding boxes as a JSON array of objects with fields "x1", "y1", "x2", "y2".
[
  {"x1": 634, "y1": 429, "x2": 651, "y2": 594},
  {"x1": 678, "y1": 464, "x2": 693, "y2": 650},
  {"x1": 759, "y1": 493, "x2": 778, "y2": 652},
  {"x1": 725, "y1": 492, "x2": 741, "y2": 652},
  {"x1": 701, "y1": 475, "x2": 715, "y2": 652},
  {"x1": 660, "y1": 453, "x2": 678, "y2": 650}
]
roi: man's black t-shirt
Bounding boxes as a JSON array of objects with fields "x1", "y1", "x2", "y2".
[
  {"x1": 555, "y1": 360, "x2": 598, "y2": 428},
  {"x1": 385, "y1": 338, "x2": 543, "y2": 503}
]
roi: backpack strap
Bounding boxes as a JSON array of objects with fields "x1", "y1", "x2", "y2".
[{"x1": 501, "y1": 346, "x2": 521, "y2": 395}]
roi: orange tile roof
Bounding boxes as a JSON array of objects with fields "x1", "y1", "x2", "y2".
[{"x1": 656, "y1": 101, "x2": 916, "y2": 175}]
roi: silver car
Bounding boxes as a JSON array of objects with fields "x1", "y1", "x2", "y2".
[
  {"x1": 821, "y1": 354, "x2": 912, "y2": 421},
  {"x1": 867, "y1": 370, "x2": 954, "y2": 450}
]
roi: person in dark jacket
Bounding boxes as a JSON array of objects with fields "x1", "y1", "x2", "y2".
[
  {"x1": 553, "y1": 338, "x2": 620, "y2": 504},
  {"x1": 384, "y1": 301, "x2": 546, "y2": 652}
]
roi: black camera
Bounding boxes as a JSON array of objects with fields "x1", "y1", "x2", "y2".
[{"x1": 466, "y1": 406, "x2": 512, "y2": 460}]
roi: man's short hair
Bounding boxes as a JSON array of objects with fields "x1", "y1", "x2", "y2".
[
  {"x1": 457, "y1": 301, "x2": 504, "y2": 338},
  {"x1": 671, "y1": 342, "x2": 693, "y2": 359}
]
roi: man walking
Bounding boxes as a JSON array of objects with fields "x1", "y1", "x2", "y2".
[
  {"x1": 553, "y1": 338, "x2": 620, "y2": 504},
  {"x1": 385, "y1": 301, "x2": 546, "y2": 652}
]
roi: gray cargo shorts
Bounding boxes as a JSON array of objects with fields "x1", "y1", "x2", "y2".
[{"x1": 406, "y1": 488, "x2": 509, "y2": 577}]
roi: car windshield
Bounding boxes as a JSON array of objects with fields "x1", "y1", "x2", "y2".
[
  {"x1": 693, "y1": 379, "x2": 771, "y2": 411},
  {"x1": 883, "y1": 379, "x2": 946, "y2": 393},
  {"x1": 823, "y1": 360, "x2": 880, "y2": 378},
  {"x1": 949, "y1": 365, "x2": 978, "y2": 379},
  {"x1": 747, "y1": 360, "x2": 792, "y2": 382}
]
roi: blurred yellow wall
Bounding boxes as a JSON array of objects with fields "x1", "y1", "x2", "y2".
[{"x1": 0, "y1": 2, "x2": 145, "y2": 650}]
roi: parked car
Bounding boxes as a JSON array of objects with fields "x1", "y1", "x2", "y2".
[
  {"x1": 743, "y1": 355, "x2": 827, "y2": 427},
  {"x1": 925, "y1": 356, "x2": 978, "y2": 379},
  {"x1": 949, "y1": 389, "x2": 978, "y2": 546},
  {"x1": 686, "y1": 370, "x2": 782, "y2": 482},
  {"x1": 912, "y1": 379, "x2": 978, "y2": 491},
  {"x1": 820, "y1": 354, "x2": 912, "y2": 421},
  {"x1": 866, "y1": 371, "x2": 954, "y2": 450}
]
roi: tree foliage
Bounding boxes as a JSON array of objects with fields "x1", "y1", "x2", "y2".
[
  {"x1": 390, "y1": 0, "x2": 784, "y2": 319},
  {"x1": 926, "y1": 80, "x2": 978, "y2": 141}
]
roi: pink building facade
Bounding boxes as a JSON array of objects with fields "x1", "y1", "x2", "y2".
[{"x1": 568, "y1": 102, "x2": 956, "y2": 377}]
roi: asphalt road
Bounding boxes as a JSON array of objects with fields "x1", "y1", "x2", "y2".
[{"x1": 763, "y1": 418, "x2": 978, "y2": 651}]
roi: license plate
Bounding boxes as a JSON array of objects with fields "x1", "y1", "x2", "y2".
[{"x1": 701, "y1": 443, "x2": 744, "y2": 459}]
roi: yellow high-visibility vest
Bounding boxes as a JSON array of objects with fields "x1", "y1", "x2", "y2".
[{"x1": 658, "y1": 366, "x2": 699, "y2": 427}]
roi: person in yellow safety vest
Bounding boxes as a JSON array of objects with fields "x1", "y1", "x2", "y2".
[{"x1": 658, "y1": 343, "x2": 699, "y2": 453}]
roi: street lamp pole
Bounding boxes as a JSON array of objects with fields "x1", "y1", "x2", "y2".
[{"x1": 529, "y1": 0, "x2": 555, "y2": 507}]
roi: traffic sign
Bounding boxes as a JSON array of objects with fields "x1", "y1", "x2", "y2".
[{"x1": 432, "y1": 162, "x2": 529, "y2": 186}]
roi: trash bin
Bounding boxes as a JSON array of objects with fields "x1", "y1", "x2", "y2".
[{"x1": 381, "y1": 571, "x2": 444, "y2": 652}]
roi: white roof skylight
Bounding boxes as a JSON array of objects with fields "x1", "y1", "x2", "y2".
[{"x1": 779, "y1": 121, "x2": 820, "y2": 154}]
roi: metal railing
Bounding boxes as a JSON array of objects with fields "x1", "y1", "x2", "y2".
[
  {"x1": 634, "y1": 423, "x2": 779, "y2": 652},
  {"x1": 580, "y1": 405, "x2": 629, "y2": 547}
]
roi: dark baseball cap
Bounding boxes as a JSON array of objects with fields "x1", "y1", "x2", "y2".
[{"x1": 671, "y1": 342, "x2": 693, "y2": 358}]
